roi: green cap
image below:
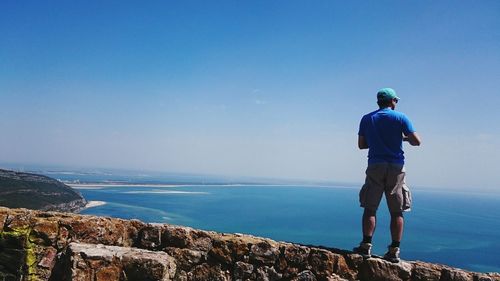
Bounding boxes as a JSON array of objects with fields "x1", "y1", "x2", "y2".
[{"x1": 377, "y1": 88, "x2": 400, "y2": 101}]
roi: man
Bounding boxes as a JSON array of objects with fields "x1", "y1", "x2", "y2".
[{"x1": 354, "y1": 88, "x2": 421, "y2": 263}]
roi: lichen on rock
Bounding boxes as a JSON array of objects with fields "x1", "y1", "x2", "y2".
[{"x1": 0, "y1": 226, "x2": 37, "y2": 281}]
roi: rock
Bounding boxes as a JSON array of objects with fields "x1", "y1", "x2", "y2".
[
  {"x1": 226, "y1": 236, "x2": 250, "y2": 262},
  {"x1": 3, "y1": 211, "x2": 33, "y2": 232},
  {"x1": 294, "y1": 270, "x2": 317, "y2": 281},
  {"x1": 0, "y1": 212, "x2": 7, "y2": 230},
  {"x1": 250, "y1": 241, "x2": 280, "y2": 265},
  {"x1": 255, "y1": 266, "x2": 282, "y2": 281},
  {"x1": 189, "y1": 230, "x2": 213, "y2": 252},
  {"x1": 475, "y1": 275, "x2": 498, "y2": 281},
  {"x1": 0, "y1": 207, "x2": 498, "y2": 281},
  {"x1": 358, "y1": 258, "x2": 412, "y2": 281},
  {"x1": 0, "y1": 231, "x2": 27, "y2": 280},
  {"x1": 234, "y1": 261, "x2": 254, "y2": 280},
  {"x1": 163, "y1": 226, "x2": 194, "y2": 248},
  {"x1": 186, "y1": 263, "x2": 230, "y2": 281},
  {"x1": 324, "y1": 273, "x2": 350, "y2": 281},
  {"x1": 309, "y1": 248, "x2": 336, "y2": 277},
  {"x1": 411, "y1": 261, "x2": 442, "y2": 281},
  {"x1": 441, "y1": 267, "x2": 474, "y2": 281},
  {"x1": 31, "y1": 218, "x2": 59, "y2": 246},
  {"x1": 67, "y1": 242, "x2": 176, "y2": 281},
  {"x1": 137, "y1": 224, "x2": 164, "y2": 250},
  {"x1": 65, "y1": 216, "x2": 130, "y2": 246},
  {"x1": 164, "y1": 247, "x2": 206, "y2": 271},
  {"x1": 283, "y1": 244, "x2": 310, "y2": 266},
  {"x1": 209, "y1": 234, "x2": 251, "y2": 265},
  {"x1": 57, "y1": 225, "x2": 70, "y2": 249},
  {"x1": 210, "y1": 238, "x2": 234, "y2": 264},
  {"x1": 282, "y1": 266, "x2": 301, "y2": 280},
  {"x1": 37, "y1": 247, "x2": 57, "y2": 269}
]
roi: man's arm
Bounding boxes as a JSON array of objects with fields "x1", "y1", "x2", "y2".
[
  {"x1": 358, "y1": 135, "x2": 368, "y2": 149},
  {"x1": 403, "y1": 132, "x2": 421, "y2": 146}
]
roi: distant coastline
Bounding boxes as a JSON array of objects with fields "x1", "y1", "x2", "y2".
[
  {"x1": 67, "y1": 182, "x2": 357, "y2": 189},
  {"x1": 69, "y1": 183, "x2": 181, "y2": 189}
]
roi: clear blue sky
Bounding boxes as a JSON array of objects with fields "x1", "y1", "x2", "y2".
[{"x1": 1, "y1": 1, "x2": 499, "y2": 189}]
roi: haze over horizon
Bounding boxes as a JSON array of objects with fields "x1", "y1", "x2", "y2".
[{"x1": 1, "y1": 1, "x2": 499, "y2": 190}]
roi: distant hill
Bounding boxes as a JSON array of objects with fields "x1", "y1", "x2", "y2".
[{"x1": 0, "y1": 169, "x2": 87, "y2": 212}]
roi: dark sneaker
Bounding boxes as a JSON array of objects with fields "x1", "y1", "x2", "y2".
[
  {"x1": 383, "y1": 246, "x2": 400, "y2": 263},
  {"x1": 353, "y1": 242, "x2": 372, "y2": 258}
]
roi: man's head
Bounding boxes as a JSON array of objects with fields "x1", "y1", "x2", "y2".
[{"x1": 377, "y1": 88, "x2": 400, "y2": 109}]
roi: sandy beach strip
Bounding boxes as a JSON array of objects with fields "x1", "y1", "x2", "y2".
[
  {"x1": 83, "y1": 200, "x2": 107, "y2": 209},
  {"x1": 122, "y1": 190, "x2": 209, "y2": 194}
]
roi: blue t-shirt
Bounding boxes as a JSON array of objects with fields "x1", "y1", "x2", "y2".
[{"x1": 358, "y1": 108, "x2": 416, "y2": 164}]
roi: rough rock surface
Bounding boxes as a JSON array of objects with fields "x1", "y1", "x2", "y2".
[
  {"x1": 57, "y1": 243, "x2": 177, "y2": 281},
  {"x1": 0, "y1": 207, "x2": 498, "y2": 281}
]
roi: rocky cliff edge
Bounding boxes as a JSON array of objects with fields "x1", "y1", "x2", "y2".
[{"x1": 0, "y1": 207, "x2": 498, "y2": 281}]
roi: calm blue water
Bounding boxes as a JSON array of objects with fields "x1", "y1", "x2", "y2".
[{"x1": 78, "y1": 184, "x2": 500, "y2": 273}]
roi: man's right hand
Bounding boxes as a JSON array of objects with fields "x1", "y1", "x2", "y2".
[{"x1": 403, "y1": 133, "x2": 421, "y2": 146}]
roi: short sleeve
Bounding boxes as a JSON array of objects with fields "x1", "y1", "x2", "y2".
[
  {"x1": 402, "y1": 115, "x2": 416, "y2": 135},
  {"x1": 358, "y1": 116, "x2": 366, "y2": 136}
]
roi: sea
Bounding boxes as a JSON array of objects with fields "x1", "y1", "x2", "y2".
[{"x1": 50, "y1": 172, "x2": 500, "y2": 273}]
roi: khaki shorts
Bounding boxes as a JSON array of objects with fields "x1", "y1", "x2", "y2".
[{"x1": 359, "y1": 163, "x2": 412, "y2": 212}]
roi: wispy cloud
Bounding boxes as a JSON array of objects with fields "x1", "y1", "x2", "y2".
[
  {"x1": 254, "y1": 99, "x2": 267, "y2": 105},
  {"x1": 475, "y1": 133, "x2": 493, "y2": 141}
]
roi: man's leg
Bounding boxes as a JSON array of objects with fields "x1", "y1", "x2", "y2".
[
  {"x1": 390, "y1": 211, "x2": 404, "y2": 246},
  {"x1": 383, "y1": 164, "x2": 407, "y2": 263},
  {"x1": 385, "y1": 164, "x2": 407, "y2": 246},
  {"x1": 355, "y1": 163, "x2": 386, "y2": 258},
  {"x1": 360, "y1": 164, "x2": 386, "y2": 241},
  {"x1": 384, "y1": 211, "x2": 403, "y2": 262},
  {"x1": 353, "y1": 208, "x2": 376, "y2": 258},
  {"x1": 362, "y1": 208, "x2": 377, "y2": 239}
]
